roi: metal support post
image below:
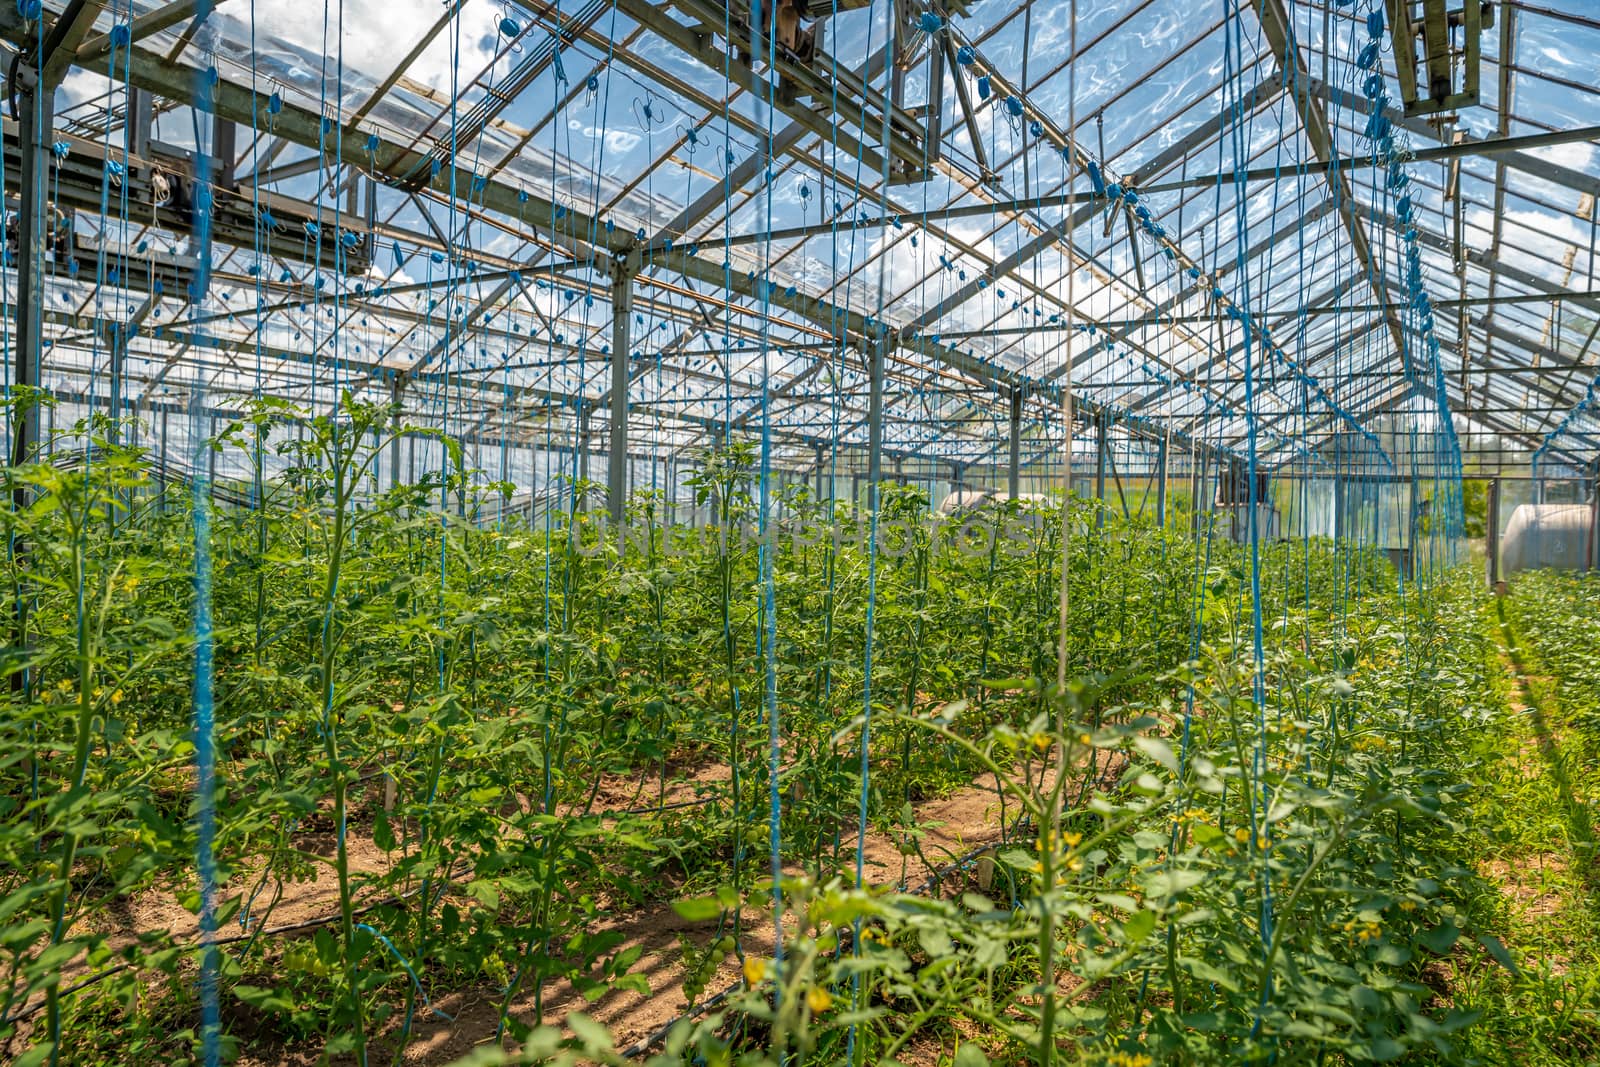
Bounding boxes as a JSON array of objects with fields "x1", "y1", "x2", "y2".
[
  {"x1": 389, "y1": 376, "x2": 405, "y2": 492},
  {"x1": 577, "y1": 402, "x2": 591, "y2": 485},
  {"x1": 1094, "y1": 413, "x2": 1108, "y2": 529},
  {"x1": 109, "y1": 326, "x2": 127, "y2": 447},
  {"x1": 1155, "y1": 436, "x2": 1168, "y2": 527},
  {"x1": 12, "y1": 67, "x2": 53, "y2": 476},
  {"x1": 1589, "y1": 464, "x2": 1599, "y2": 573},
  {"x1": 129, "y1": 86, "x2": 152, "y2": 162},
  {"x1": 1486, "y1": 476, "x2": 1501, "y2": 589},
  {"x1": 1334, "y1": 475, "x2": 1347, "y2": 541},
  {"x1": 866, "y1": 335, "x2": 886, "y2": 504},
  {"x1": 814, "y1": 443, "x2": 826, "y2": 502},
  {"x1": 608, "y1": 260, "x2": 635, "y2": 523},
  {"x1": 1188, "y1": 449, "x2": 1200, "y2": 532},
  {"x1": 1007, "y1": 387, "x2": 1022, "y2": 500},
  {"x1": 213, "y1": 114, "x2": 237, "y2": 189},
  {"x1": 666, "y1": 457, "x2": 677, "y2": 526}
]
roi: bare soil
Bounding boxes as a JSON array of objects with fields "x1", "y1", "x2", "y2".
[{"x1": 15, "y1": 744, "x2": 1128, "y2": 1067}]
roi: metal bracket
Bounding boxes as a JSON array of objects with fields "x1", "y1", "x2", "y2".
[{"x1": 1388, "y1": 0, "x2": 1489, "y2": 116}]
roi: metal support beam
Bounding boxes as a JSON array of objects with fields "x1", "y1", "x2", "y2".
[
  {"x1": 1095, "y1": 413, "x2": 1108, "y2": 529},
  {"x1": 79, "y1": 0, "x2": 206, "y2": 63},
  {"x1": 942, "y1": 31, "x2": 993, "y2": 183},
  {"x1": 1136, "y1": 122, "x2": 1600, "y2": 196},
  {"x1": 1254, "y1": 0, "x2": 1412, "y2": 369},
  {"x1": 613, "y1": 0, "x2": 915, "y2": 181},
  {"x1": 1007, "y1": 387, "x2": 1023, "y2": 499},
  {"x1": 1155, "y1": 435, "x2": 1168, "y2": 526},
  {"x1": 389, "y1": 377, "x2": 405, "y2": 492},
  {"x1": 1486, "y1": 475, "x2": 1500, "y2": 588},
  {"x1": 11, "y1": 68, "x2": 51, "y2": 474},
  {"x1": 608, "y1": 261, "x2": 635, "y2": 523},
  {"x1": 1589, "y1": 465, "x2": 1599, "y2": 572},
  {"x1": 867, "y1": 336, "x2": 887, "y2": 502},
  {"x1": 5, "y1": 0, "x2": 101, "y2": 467},
  {"x1": 577, "y1": 403, "x2": 591, "y2": 485}
]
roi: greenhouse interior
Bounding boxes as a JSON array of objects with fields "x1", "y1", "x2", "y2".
[{"x1": 1, "y1": 0, "x2": 1599, "y2": 1063}]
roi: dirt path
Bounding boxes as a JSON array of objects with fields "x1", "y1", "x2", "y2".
[
  {"x1": 6, "y1": 736, "x2": 1124, "y2": 1067},
  {"x1": 363, "y1": 767, "x2": 1035, "y2": 1066},
  {"x1": 371, "y1": 749, "x2": 1129, "y2": 1066},
  {"x1": 219, "y1": 742, "x2": 1126, "y2": 1067}
]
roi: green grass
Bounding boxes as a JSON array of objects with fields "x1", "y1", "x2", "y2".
[{"x1": 1436, "y1": 591, "x2": 1600, "y2": 1066}]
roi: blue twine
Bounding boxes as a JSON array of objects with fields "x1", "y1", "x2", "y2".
[{"x1": 355, "y1": 923, "x2": 454, "y2": 1021}]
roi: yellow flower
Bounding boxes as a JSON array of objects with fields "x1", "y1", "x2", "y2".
[
  {"x1": 1234, "y1": 827, "x2": 1251, "y2": 844},
  {"x1": 1399, "y1": 900, "x2": 1417, "y2": 912},
  {"x1": 1030, "y1": 732, "x2": 1051, "y2": 751},
  {"x1": 110, "y1": 689, "x2": 124, "y2": 705},
  {"x1": 806, "y1": 986, "x2": 833, "y2": 1013},
  {"x1": 1182, "y1": 808, "x2": 1208, "y2": 821},
  {"x1": 1105, "y1": 1052, "x2": 1154, "y2": 1067},
  {"x1": 1077, "y1": 732, "x2": 1093, "y2": 746},
  {"x1": 742, "y1": 956, "x2": 768, "y2": 985},
  {"x1": 1064, "y1": 831, "x2": 1083, "y2": 848}
]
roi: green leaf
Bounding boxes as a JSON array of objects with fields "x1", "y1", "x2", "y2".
[
  {"x1": 977, "y1": 677, "x2": 1033, "y2": 691},
  {"x1": 11, "y1": 1043, "x2": 53, "y2": 1067},
  {"x1": 672, "y1": 897, "x2": 723, "y2": 922},
  {"x1": 1364, "y1": 1035, "x2": 1405, "y2": 1062},
  {"x1": 1477, "y1": 933, "x2": 1518, "y2": 974},
  {"x1": 568, "y1": 1011, "x2": 613, "y2": 1051},
  {"x1": 372, "y1": 808, "x2": 395, "y2": 852},
  {"x1": 1121, "y1": 910, "x2": 1156, "y2": 944},
  {"x1": 918, "y1": 925, "x2": 954, "y2": 957},
  {"x1": 1132, "y1": 734, "x2": 1177, "y2": 772},
  {"x1": 1438, "y1": 1007, "x2": 1482, "y2": 1033},
  {"x1": 961, "y1": 892, "x2": 996, "y2": 913},
  {"x1": 1418, "y1": 921, "x2": 1460, "y2": 955},
  {"x1": 1144, "y1": 868, "x2": 1207, "y2": 898},
  {"x1": 234, "y1": 983, "x2": 295, "y2": 1014},
  {"x1": 1350, "y1": 984, "x2": 1383, "y2": 1014},
  {"x1": 953, "y1": 1044, "x2": 989, "y2": 1067},
  {"x1": 465, "y1": 880, "x2": 500, "y2": 910}
]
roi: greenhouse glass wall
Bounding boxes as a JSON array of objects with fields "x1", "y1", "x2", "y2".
[{"x1": 0, "y1": 0, "x2": 1597, "y2": 1064}]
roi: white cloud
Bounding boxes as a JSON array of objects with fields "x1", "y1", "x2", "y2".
[
  {"x1": 1528, "y1": 141, "x2": 1598, "y2": 174},
  {"x1": 58, "y1": 68, "x2": 113, "y2": 112},
  {"x1": 566, "y1": 120, "x2": 641, "y2": 155},
  {"x1": 251, "y1": 0, "x2": 504, "y2": 95}
]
